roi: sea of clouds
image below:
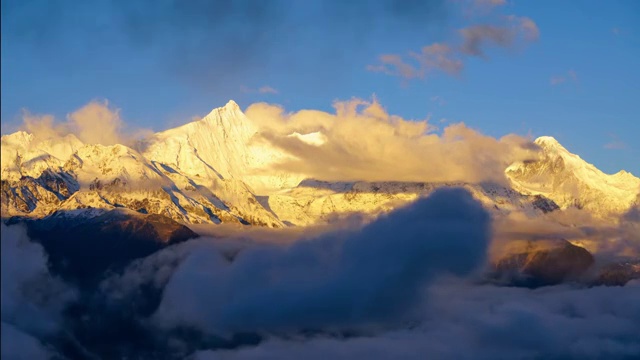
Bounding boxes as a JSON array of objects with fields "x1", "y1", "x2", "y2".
[{"x1": 2, "y1": 188, "x2": 639, "y2": 359}]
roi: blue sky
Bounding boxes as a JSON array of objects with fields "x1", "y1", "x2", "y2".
[{"x1": 1, "y1": 0, "x2": 638, "y2": 174}]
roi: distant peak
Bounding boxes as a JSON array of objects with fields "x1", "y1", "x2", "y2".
[
  {"x1": 202, "y1": 100, "x2": 243, "y2": 119},
  {"x1": 613, "y1": 169, "x2": 637, "y2": 179},
  {"x1": 2, "y1": 131, "x2": 32, "y2": 142},
  {"x1": 224, "y1": 100, "x2": 241, "y2": 111},
  {"x1": 535, "y1": 136, "x2": 560, "y2": 146},
  {"x1": 534, "y1": 136, "x2": 569, "y2": 152}
]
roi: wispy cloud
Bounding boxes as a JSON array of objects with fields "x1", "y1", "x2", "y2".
[
  {"x1": 473, "y1": 0, "x2": 507, "y2": 8},
  {"x1": 19, "y1": 100, "x2": 151, "y2": 146},
  {"x1": 549, "y1": 77, "x2": 565, "y2": 85},
  {"x1": 459, "y1": 25, "x2": 514, "y2": 56},
  {"x1": 604, "y1": 141, "x2": 627, "y2": 150},
  {"x1": 366, "y1": 55, "x2": 421, "y2": 79},
  {"x1": 430, "y1": 96, "x2": 447, "y2": 106},
  {"x1": 460, "y1": 16, "x2": 539, "y2": 57},
  {"x1": 367, "y1": 44, "x2": 465, "y2": 81},
  {"x1": 604, "y1": 134, "x2": 628, "y2": 150},
  {"x1": 509, "y1": 15, "x2": 540, "y2": 41},
  {"x1": 368, "y1": 14, "x2": 539, "y2": 81},
  {"x1": 240, "y1": 85, "x2": 279, "y2": 95},
  {"x1": 258, "y1": 86, "x2": 279, "y2": 94},
  {"x1": 550, "y1": 69, "x2": 578, "y2": 86},
  {"x1": 458, "y1": 0, "x2": 507, "y2": 16},
  {"x1": 412, "y1": 43, "x2": 464, "y2": 75}
]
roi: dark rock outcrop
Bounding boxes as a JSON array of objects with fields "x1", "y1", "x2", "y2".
[
  {"x1": 492, "y1": 239, "x2": 595, "y2": 287},
  {"x1": 593, "y1": 261, "x2": 640, "y2": 286},
  {"x1": 6, "y1": 208, "x2": 198, "y2": 288}
]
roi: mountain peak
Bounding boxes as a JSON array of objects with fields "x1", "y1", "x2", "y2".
[
  {"x1": 199, "y1": 100, "x2": 246, "y2": 124},
  {"x1": 613, "y1": 169, "x2": 638, "y2": 181},
  {"x1": 508, "y1": 136, "x2": 640, "y2": 217},
  {"x1": 224, "y1": 99, "x2": 241, "y2": 111},
  {"x1": 535, "y1": 136, "x2": 562, "y2": 148},
  {"x1": 534, "y1": 136, "x2": 574, "y2": 159},
  {"x1": 1, "y1": 130, "x2": 32, "y2": 145}
]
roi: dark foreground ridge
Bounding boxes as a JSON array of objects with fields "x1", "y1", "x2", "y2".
[{"x1": 5, "y1": 208, "x2": 198, "y2": 288}]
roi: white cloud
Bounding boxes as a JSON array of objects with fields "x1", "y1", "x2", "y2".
[
  {"x1": 245, "y1": 97, "x2": 539, "y2": 184},
  {"x1": 19, "y1": 100, "x2": 151, "y2": 146},
  {"x1": 1, "y1": 224, "x2": 76, "y2": 353},
  {"x1": 194, "y1": 280, "x2": 640, "y2": 360},
  {"x1": 152, "y1": 188, "x2": 491, "y2": 336}
]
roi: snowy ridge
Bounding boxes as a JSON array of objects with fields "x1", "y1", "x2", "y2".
[
  {"x1": 506, "y1": 136, "x2": 640, "y2": 217},
  {"x1": 1, "y1": 119, "x2": 283, "y2": 226},
  {"x1": 2, "y1": 102, "x2": 637, "y2": 226},
  {"x1": 140, "y1": 100, "x2": 303, "y2": 195},
  {"x1": 267, "y1": 180, "x2": 559, "y2": 226},
  {"x1": 1, "y1": 131, "x2": 84, "y2": 181}
]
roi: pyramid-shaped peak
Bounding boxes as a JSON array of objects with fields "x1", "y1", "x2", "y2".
[
  {"x1": 534, "y1": 136, "x2": 570, "y2": 152},
  {"x1": 613, "y1": 169, "x2": 638, "y2": 179},
  {"x1": 182, "y1": 99, "x2": 256, "y2": 143},
  {"x1": 535, "y1": 136, "x2": 560, "y2": 146},
  {"x1": 201, "y1": 100, "x2": 244, "y2": 120},
  {"x1": 224, "y1": 100, "x2": 241, "y2": 111}
]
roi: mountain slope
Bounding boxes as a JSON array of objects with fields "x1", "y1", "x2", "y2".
[
  {"x1": 506, "y1": 136, "x2": 640, "y2": 218},
  {"x1": 140, "y1": 100, "x2": 303, "y2": 195},
  {"x1": 1, "y1": 132, "x2": 282, "y2": 227},
  {"x1": 1, "y1": 131, "x2": 84, "y2": 181}
]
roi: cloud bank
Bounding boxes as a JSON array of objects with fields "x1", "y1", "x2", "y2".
[
  {"x1": 153, "y1": 188, "x2": 491, "y2": 336},
  {"x1": 3, "y1": 188, "x2": 639, "y2": 358},
  {"x1": 1, "y1": 224, "x2": 76, "y2": 358},
  {"x1": 195, "y1": 280, "x2": 640, "y2": 360},
  {"x1": 19, "y1": 100, "x2": 151, "y2": 146},
  {"x1": 245, "y1": 97, "x2": 539, "y2": 184}
]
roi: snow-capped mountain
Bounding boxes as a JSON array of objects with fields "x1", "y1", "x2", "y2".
[
  {"x1": 1, "y1": 107, "x2": 284, "y2": 227},
  {"x1": 2, "y1": 101, "x2": 638, "y2": 227},
  {"x1": 140, "y1": 100, "x2": 302, "y2": 194},
  {"x1": 506, "y1": 136, "x2": 640, "y2": 218}
]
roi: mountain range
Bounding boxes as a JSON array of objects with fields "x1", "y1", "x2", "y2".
[
  {"x1": 3, "y1": 100, "x2": 638, "y2": 229},
  {"x1": 3, "y1": 100, "x2": 639, "y2": 359}
]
